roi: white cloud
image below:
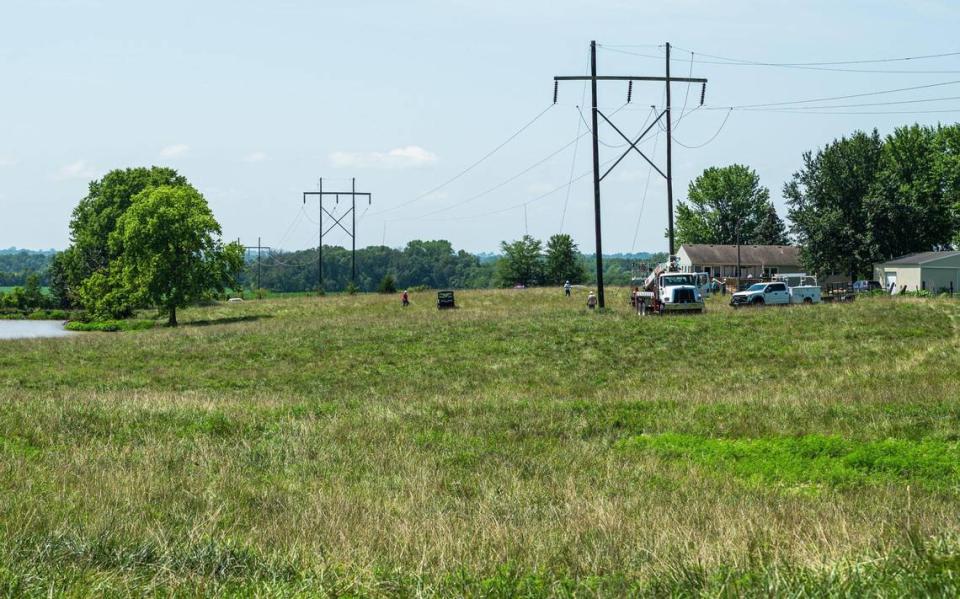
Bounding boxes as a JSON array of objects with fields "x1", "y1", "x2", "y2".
[
  {"x1": 242, "y1": 151, "x2": 268, "y2": 163},
  {"x1": 329, "y1": 145, "x2": 437, "y2": 169},
  {"x1": 56, "y1": 160, "x2": 97, "y2": 180},
  {"x1": 0, "y1": 156, "x2": 16, "y2": 167},
  {"x1": 160, "y1": 144, "x2": 190, "y2": 158}
]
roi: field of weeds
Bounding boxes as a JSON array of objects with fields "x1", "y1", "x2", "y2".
[{"x1": 1, "y1": 287, "x2": 959, "y2": 595}]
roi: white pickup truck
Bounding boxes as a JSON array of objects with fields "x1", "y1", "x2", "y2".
[{"x1": 730, "y1": 278, "x2": 822, "y2": 307}]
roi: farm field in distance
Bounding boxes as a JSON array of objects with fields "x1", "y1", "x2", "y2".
[{"x1": 2, "y1": 288, "x2": 960, "y2": 595}]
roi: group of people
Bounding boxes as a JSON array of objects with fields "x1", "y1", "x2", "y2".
[
  {"x1": 564, "y1": 282, "x2": 655, "y2": 313},
  {"x1": 563, "y1": 280, "x2": 599, "y2": 309}
]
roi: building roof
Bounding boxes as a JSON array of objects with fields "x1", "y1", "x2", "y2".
[
  {"x1": 679, "y1": 244, "x2": 800, "y2": 266},
  {"x1": 883, "y1": 251, "x2": 960, "y2": 266}
]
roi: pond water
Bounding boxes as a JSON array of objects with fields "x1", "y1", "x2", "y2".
[{"x1": 0, "y1": 320, "x2": 75, "y2": 340}]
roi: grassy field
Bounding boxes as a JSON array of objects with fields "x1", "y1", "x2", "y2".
[
  {"x1": 2, "y1": 288, "x2": 960, "y2": 595},
  {"x1": 0, "y1": 286, "x2": 51, "y2": 295}
]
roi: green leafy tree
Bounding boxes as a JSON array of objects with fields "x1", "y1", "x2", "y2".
[
  {"x1": 754, "y1": 203, "x2": 790, "y2": 245},
  {"x1": 544, "y1": 234, "x2": 586, "y2": 284},
  {"x1": 864, "y1": 124, "x2": 959, "y2": 261},
  {"x1": 675, "y1": 164, "x2": 785, "y2": 247},
  {"x1": 377, "y1": 274, "x2": 397, "y2": 294},
  {"x1": 785, "y1": 130, "x2": 884, "y2": 279},
  {"x1": 941, "y1": 125, "x2": 960, "y2": 248},
  {"x1": 48, "y1": 250, "x2": 75, "y2": 308},
  {"x1": 68, "y1": 168, "x2": 188, "y2": 275},
  {"x1": 496, "y1": 235, "x2": 544, "y2": 287},
  {"x1": 785, "y1": 127, "x2": 960, "y2": 279},
  {"x1": 110, "y1": 185, "x2": 243, "y2": 326},
  {"x1": 21, "y1": 274, "x2": 47, "y2": 309}
]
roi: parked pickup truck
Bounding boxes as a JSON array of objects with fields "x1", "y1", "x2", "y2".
[
  {"x1": 774, "y1": 273, "x2": 822, "y2": 304},
  {"x1": 730, "y1": 279, "x2": 821, "y2": 307}
]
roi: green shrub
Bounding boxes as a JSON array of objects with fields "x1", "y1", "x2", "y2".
[
  {"x1": 377, "y1": 275, "x2": 397, "y2": 294},
  {"x1": 65, "y1": 319, "x2": 157, "y2": 332}
]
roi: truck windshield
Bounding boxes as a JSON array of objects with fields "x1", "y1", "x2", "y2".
[
  {"x1": 747, "y1": 284, "x2": 766, "y2": 292},
  {"x1": 661, "y1": 275, "x2": 694, "y2": 286}
]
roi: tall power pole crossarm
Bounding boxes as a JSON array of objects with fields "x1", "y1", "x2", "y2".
[
  {"x1": 554, "y1": 41, "x2": 708, "y2": 308},
  {"x1": 302, "y1": 178, "x2": 372, "y2": 293}
]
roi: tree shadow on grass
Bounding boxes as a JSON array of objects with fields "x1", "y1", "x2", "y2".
[{"x1": 181, "y1": 315, "x2": 273, "y2": 328}]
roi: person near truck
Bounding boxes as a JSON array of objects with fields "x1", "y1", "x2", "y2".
[
  {"x1": 586, "y1": 292, "x2": 597, "y2": 310},
  {"x1": 564, "y1": 280, "x2": 571, "y2": 297}
]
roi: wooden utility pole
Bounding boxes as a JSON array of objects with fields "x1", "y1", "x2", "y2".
[
  {"x1": 554, "y1": 41, "x2": 708, "y2": 309},
  {"x1": 241, "y1": 238, "x2": 271, "y2": 297}
]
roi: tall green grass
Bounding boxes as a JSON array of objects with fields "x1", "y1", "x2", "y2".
[{"x1": 1, "y1": 289, "x2": 959, "y2": 595}]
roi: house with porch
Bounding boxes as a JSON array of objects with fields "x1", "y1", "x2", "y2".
[{"x1": 676, "y1": 244, "x2": 802, "y2": 279}]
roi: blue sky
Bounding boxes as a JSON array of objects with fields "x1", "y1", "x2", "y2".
[{"x1": 2, "y1": 0, "x2": 959, "y2": 253}]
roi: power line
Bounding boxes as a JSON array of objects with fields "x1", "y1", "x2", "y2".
[
  {"x1": 669, "y1": 108, "x2": 733, "y2": 149},
  {"x1": 707, "y1": 79, "x2": 960, "y2": 110},
  {"x1": 413, "y1": 153, "x2": 618, "y2": 222},
  {"x1": 600, "y1": 44, "x2": 960, "y2": 74},
  {"x1": 671, "y1": 45, "x2": 960, "y2": 68},
  {"x1": 275, "y1": 206, "x2": 306, "y2": 249},
  {"x1": 631, "y1": 125, "x2": 661, "y2": 253},
  {"x1": 734, "y1": 94, "x2": 960, "y2": 111},
  {"x1": 392, "y1": 104, "x2": 638, "y2": 222},
  {"x1": 366, "y1": 103, "x2": 554, "y2": 217},
  {"x1": 739, "y1": 107, "x2": 960, "y2": 115},
  {"x1": 675, "y1": 51, "x2": 695, "y2": 131},
  {"x1": 560, "y1": 73, "x2": 589, "y2": 233},
  {"x1": 392, "y1": 130, "x2": 588, "y2": 221},
  {"x1": 576, "y1": 105, "x2": 637, "y2": 148}
]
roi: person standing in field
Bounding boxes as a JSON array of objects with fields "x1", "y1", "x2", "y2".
[
  {"x1": 564, "y1": 280, "x2": 571, "y2": 297},
  {"x1": 401, "y1": 289, "x2": 409, "y2": 307},
  {"x1": 586, "y1": 291, "x2": 597, "y2": 310}
]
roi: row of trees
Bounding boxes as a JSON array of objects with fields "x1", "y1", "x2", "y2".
[
  {"x1": 787, "y1": 124, "x2": 959, "y2": 279},
  {"x1": 674, "y1": 123, "x2": 960, "y2": 279},
  {"x1": 0, "y1": 251, "x2": 53, "y2": 287},
  {"x1": 496, "y1": 234, "x2": 587, "y2": 287},
  {"x1": 53, "y1": 167, "x2": 242, "y2": 325},
  {"x1": 248, "y1": 236, "x2": 659, "y2": 292},
  {"x1": 250, "y1": 240, "x2": 494, "y2": 292},
  {"x1": 0, "y1": 274, "x2": 54, "y2": 311}
]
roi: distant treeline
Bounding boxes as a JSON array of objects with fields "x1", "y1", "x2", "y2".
[
  {"x1": 243, "y1": 240, "x2": 667, "y2": 292},
  {"x1": 1, "y1": 242, "x2": 666, "y2": 294},
  {"x1": 0, "y1": 251, "x2": 53, "y2": 286}
]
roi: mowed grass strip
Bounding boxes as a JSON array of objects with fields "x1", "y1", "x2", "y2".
[
  {"x1": 1, "y1": 289, "x2": 959, "y2": 595},
  {"x1": 619, "y1": 433, "x2": 960, "y2": 491}
]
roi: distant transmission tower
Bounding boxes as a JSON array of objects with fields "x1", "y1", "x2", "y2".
[{"x1": 302, "y1": 177, "x2": 372, "y2": 292}]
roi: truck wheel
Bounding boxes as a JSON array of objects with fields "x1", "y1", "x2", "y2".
[
  {"x1": 752, "y1": 297, "x2": 765, "y2": 306},
  {"x1": 803, "y1": 297, "x2": 813, "y2": 305}
]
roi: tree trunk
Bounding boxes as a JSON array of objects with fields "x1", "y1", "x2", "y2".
[{"x1": 168, "y1": 305, "x2": 177, "y2": 327}]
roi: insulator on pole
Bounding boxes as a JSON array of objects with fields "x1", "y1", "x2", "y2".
[
  {"x1": 700, "y1": 83, "x2": 706, "y2": 106},
  {"x1": 335, "y1": 194, "x2": 339, "y2": 205},
  {"x1": 627, "y1": 80, "x2": 633, "y2": 103},
  {"x1": 553, "y1": 80, "x2": 558, "y2": 104}
]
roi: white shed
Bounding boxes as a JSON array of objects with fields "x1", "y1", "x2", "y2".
[{"x1": 875, "y1": 251, "x2": 960, "y2": 293}]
